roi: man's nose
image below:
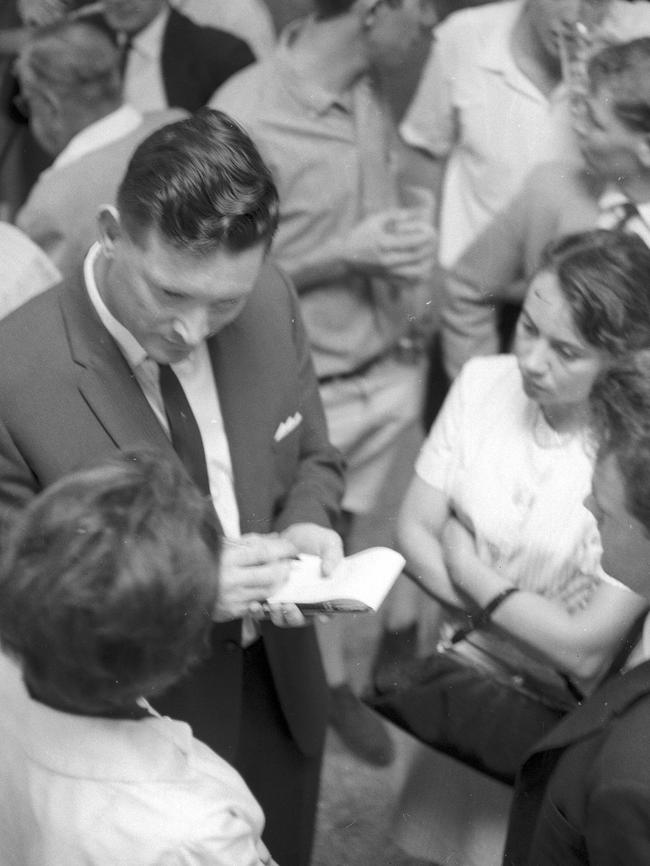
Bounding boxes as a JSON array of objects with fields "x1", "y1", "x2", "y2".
[{"x1": 172, "y1": 307, "x2": 210, "y2": 345}]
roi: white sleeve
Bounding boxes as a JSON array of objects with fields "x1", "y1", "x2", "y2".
[
  {"x1": 399, "y1": 17, "x2": 458, "y2": 157},
  {"x1": 415, "y1": 359, "x2": 475, "y2": 492}
]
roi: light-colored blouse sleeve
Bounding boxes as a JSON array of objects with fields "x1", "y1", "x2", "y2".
[{"x1": 415, "y1": 358, "x2": 472, "y2": 493}]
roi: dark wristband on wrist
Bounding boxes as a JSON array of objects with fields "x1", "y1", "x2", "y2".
[{"x1": 449, "y1": 586, "x2": 519, "y2": 646}]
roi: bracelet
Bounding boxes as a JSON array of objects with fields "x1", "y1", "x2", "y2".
[{"x1": 449, "y1": 586, "x2": 519, "y2": 646}]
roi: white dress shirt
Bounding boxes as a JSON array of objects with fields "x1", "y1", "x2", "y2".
[
  {"x1": 122, "y1": 7, "x2": 170, "y2": 112},
  {"x1": 84, "y1": 243, "x2": 241, "y2": 538}
]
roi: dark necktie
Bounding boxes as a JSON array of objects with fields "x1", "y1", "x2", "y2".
[{"x1": 158, "y1": 363, "x2": 211, "y2": 498}]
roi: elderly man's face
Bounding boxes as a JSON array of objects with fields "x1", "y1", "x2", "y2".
[
  {"x1": 103, "y1": 0, "x2": 166, "y2": 35},
  {"x1": 525, "y1": 0, "x2": 610, "y2": 61},
  {"x1": 585, "y1": 454, "x2": 650, "y2": 600},
  {"x1": 99, "y1": 216, "x2": 264, "y2": 365}
]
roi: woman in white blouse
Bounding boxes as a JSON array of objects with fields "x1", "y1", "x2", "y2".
[
  {"x1": 399, "y1": 228, "x2": 650, "y2": 703},
  {"x1": 387, "y1": 230, "x2": 650, "y2": 866}
]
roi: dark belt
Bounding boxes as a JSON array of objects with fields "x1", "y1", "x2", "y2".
[{"x1": 318, "y1": 337, "x2": 425, "y2": 387}]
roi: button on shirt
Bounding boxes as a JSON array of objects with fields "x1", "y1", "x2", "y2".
[{"x1": 83, "y1": 243, "x2": 241, "y2": 538}]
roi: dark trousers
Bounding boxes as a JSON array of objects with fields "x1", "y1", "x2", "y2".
[{"x1": 236, "y1": 639, "x2": 323, "y2": 866}]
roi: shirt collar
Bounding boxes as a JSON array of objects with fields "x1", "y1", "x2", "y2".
[
  {"x1": 477, "y1": 0, "x2": 525, "y2": 76},
  {"x1": 53, "y1": 105, "x2": 143, "y2": 169},
  {"x1": 478, "y1": 0, "x2": 565, "y2": 102},
  {"x1": 130, "y1": 4, "x2": 170, "y2": 61},
  {"x1": 84, "y1": 242, "x2": 148, "y2": 369}
]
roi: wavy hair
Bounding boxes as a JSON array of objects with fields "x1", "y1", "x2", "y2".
[
  {"x1": 0, "y1": 448, "x2": 221, "y2": 715},
  {"x1": 536, "y1": 230, "x2": 650, "y2": 357}
]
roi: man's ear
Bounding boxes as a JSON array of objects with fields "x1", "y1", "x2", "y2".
[{"x1": 96, "y1": 205, "x2": 122, "y2": 258}]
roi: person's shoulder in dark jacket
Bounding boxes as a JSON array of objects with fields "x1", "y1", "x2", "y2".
[{"x1": 161, "y1": 7, "x2": 255, "y2": 111}]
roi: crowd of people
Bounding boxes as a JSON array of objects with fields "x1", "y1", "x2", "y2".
[{"x1": 1, "y1": 1, "x2": 650, "y2": 865}]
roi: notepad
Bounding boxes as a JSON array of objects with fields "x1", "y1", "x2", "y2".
[{"x1": 266, "y1": 547, "x2": 405, "y2": 613}]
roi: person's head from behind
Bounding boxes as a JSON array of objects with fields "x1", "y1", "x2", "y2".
[
  {"x1": 576, "y1": 38, "x2": 650, "y2": 182},
  {"x1": 587, "y1": 351, "x2": 650, "y2": 599},
  {"x1": 15, "y1": 21, "x2": 122, "y2": 156},
  {"x1": 0, "y1": 448, "x2": 221, "y2": 716},
  {"x1": 97, "y1": 108, "x2": 279, "y2": 365},
  {"x1": 515, "y1": 230, "x2": 650, "y2": 421},
  {"x1": 102, "y1": 0, "x2": 166, "y2": 36},
  {"x1": 313, "y1": 0, "x2": 437, "y2": 69}
]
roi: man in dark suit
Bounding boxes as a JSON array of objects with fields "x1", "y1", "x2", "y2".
[
  {"x1": 504, "y1": 352, "x2": 650, "y2": 865},
  {"x1": 0, "y1": 108, "x2": 344, "y2": 866},
  {"x1": 100, "y1": 0, "x2": 254, "y2": 111}
]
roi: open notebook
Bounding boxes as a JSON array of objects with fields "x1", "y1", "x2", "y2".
[{"x1": 266, "y1": 547, "x2": 405, "y2": 613}]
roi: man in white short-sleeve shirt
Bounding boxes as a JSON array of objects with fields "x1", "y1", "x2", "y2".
[{"x1": 401, "y1": 0, "x2": 650, "y2": 269}]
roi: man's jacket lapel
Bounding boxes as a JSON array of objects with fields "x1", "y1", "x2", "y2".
[{"x1": 59, "y1": 274, "x2": 171, "y2": 454}]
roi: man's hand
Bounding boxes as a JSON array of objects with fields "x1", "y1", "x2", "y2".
[
  {"x1": 213, "y1": 533, "x2": 297, "y2": 622},
  {"x1": 342, "y1": 210, "x2": 436, "y2": 285},
  {"x1": 281, "y1": 522, "x2": 344, "y2": 576}
]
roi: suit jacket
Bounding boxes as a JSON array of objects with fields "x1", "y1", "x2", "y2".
[
  {"x1": 16, "y1": 109, "x2": 185, "y2": 282},
  {"x1": 503, "y1": 659, "x2": 650, "y2": 865},
  {"x1": 161, "y1": 8, "x2": 254, "y2": 111},
  {"x1": 0, "y1": 261, "x2": 344, "y2": 760},
  {"x1": 442, "y1": 162, "x2": 603, "y2": 378}
]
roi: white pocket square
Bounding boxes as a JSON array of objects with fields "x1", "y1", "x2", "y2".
[{"x1": 273, "y1": 412, "x2": 303, "y2": 442}]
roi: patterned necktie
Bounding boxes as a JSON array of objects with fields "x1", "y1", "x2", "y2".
[{"x1": 158, "y1": 363, "x2": 211, "y2": 499}]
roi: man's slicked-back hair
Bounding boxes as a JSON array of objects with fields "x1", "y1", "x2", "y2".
[
  {"x1": 536, "y1": 229, "x2": 650, "y2": 357},
  {"x1": 0, "y1": 448, "x2": 222, "y2": 715},
  {"x1": 591, "y1": 350, "x2": 650, "y2": 534},
  {"x1": 117, "y1": 108, "x2": 280, "y2": 254},
  {"x1": 588, "y1": 37, "x2": 650, "y2": 134},
  {"x1": 16, "y1": 20, "x2": 121, "y2": 109}
]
